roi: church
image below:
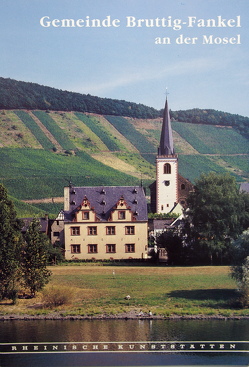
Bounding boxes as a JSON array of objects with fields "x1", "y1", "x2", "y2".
[
  {"x1": 150, "y1": 96, "x2": 193, "y2": 215},
  {"x1": 51, "y1": 95, "x2": 193, "y2": 260}
]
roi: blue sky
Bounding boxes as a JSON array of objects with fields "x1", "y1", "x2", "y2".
[{"x1": 1, "y1": 0, "x2": 249, "y2": 116}]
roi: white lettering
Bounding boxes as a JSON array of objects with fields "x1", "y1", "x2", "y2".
[
  {"x1": 155, "y1": 37, "x2": 171, "y2": 45},
  {"x1": 40, "y1": 16, "x2": 51, "y2": 27},
  {"x1": 176, "y1": 34, "x2": 198, "y2": 44},
  {"x1": 40, "y1": 16, "x2": 120, "y2": 28},
  {"x1": 203, "y1": 34, "x2": 241, "y2": 44}
]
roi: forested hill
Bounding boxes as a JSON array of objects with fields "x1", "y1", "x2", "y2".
[
  {"x1": 0, "y1": 77, "x2": 249, "y2": 138},
  {"x1": 0, "y1": 77, "x2": 159, "y2": 119}
]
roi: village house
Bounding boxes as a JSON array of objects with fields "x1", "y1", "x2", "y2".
[{"x1": 63, "y1": 185, "x2": 148, "y2": 260}]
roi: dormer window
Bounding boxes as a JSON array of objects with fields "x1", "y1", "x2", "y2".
[
  {"x1": 82, "y1": 211, "x2": 89, "y2": 220},
  {"x1": 100, "y1": 188, "x2": 106, "y2": 194},
  {"x1": 71, "y1": 189, "x2": 76, "y2": 194},
  {"x1": 118, "y1": 211, "x2": 126, "y2": 220},
  {"x1": 71, "y1": 200, "x2": 76, "y2": 205},
  {"x1": 133, "y1": 199, "x2": 138, "y2": 204}
]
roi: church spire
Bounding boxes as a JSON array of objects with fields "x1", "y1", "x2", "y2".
[{"x1": 158, "y1": 95, "x2": 175, "y2": 156}]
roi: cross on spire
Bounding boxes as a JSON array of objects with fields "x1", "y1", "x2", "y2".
[{"x1": 165, "y1": 88, "x2": 169, "y2": 99}]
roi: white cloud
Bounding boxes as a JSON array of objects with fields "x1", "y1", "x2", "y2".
[{"x1": 76, "y1": 54, "x2": 227, "y2": 96}]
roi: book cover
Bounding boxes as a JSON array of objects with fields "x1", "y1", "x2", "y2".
[{"x1": 0, "y1": 0, "x2": 248, "y2": 366}]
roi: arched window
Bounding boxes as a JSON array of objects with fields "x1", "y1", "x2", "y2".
[{"x1": 164, "y1": 163, "x2": 171, "y2": 174}]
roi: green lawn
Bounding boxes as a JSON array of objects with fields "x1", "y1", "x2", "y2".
[{"x1": 1, "y1": 265, "x2": 248, "y2": 318}]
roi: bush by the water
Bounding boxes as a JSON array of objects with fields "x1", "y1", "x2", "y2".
[{"x1": 42, "y1": 285, "x2": 75, "y2": 308}]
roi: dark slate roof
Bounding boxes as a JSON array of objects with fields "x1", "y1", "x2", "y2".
[
  {"x1": 158, "y1": 97, "x2": 175, "y2": 156},
  {"x1": 21, "y1": 217, "x2": 49, "y2": 233},
  {"x1": 64, "y1": 186, "x2": 148, "y2": 222}
]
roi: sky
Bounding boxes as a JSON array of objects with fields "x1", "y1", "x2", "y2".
[{"x1": 1, "y1": 0, "x2": 249, "y2": 117}]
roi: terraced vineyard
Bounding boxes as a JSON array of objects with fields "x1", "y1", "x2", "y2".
[{"x1": 0, "y1": 109, "x2": 248, "y2": 217}]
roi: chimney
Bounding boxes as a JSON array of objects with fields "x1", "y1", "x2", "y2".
[{"x1": 64, "y1": 186, "x2": 70, "y2": 211}]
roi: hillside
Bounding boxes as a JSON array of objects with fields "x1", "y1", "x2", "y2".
[
  {"x1": 1, "y1": 77, "x2": 249, "y2": 138},
  {"x1": 0, "y1": 108, "x2": 248, "y2": 217},
  {"x1": 0, "y1": 77, "x2": 248, "y2": 217}
]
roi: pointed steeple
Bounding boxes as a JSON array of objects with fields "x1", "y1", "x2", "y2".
[{"x1": 158, "y1": 96, "x2": 175, "y2": 156}]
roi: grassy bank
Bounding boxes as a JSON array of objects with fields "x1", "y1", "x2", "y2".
[{"x1": 0, "y1": 265, "x2": 248, "y2": 318}]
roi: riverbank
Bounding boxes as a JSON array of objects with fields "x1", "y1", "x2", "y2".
[
  {"x1": 1, "y1": 311, "x2": 249, "y2": 321},
  {"x1": 1, "y1": 265, "x2": 249, "y2": 319}
]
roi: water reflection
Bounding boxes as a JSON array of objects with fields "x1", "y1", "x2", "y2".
[{"x1": 1, "y1": 319, "x2": 249, "y2": 343}]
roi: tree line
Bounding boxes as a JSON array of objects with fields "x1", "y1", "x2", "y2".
[
  {"x1": 171, "y1": 109, "x2": 249, "y2": 139},
  {"x1": 0, "y1": 77, "x2": 249, "y2": 138}
]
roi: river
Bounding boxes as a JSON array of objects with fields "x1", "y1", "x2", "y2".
[{"x1": 1, "y1": 319, "x2": 249, "y2": 366}]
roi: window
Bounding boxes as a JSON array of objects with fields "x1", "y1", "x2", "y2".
[
  {"x1": 164, "y1": 163, "x2": 171, "y2": 174},
  {"x1": 82, "y1": 211, "x2": 89, "y2": 220},
  {"x1": 181, "y1": 184, "x2": 186, "y2": 190},
  {"x1": 53, "y1": 231, "x2": 60, "y2": 237},
  {"x1": 125, "y1": 226, "x2": 135, "y2": 235},
  {"x1": 125, "y1": 244, "x2": 135, "y2": 253},
  {"x1": 88, "y1": 244, "x2": 98, "y2": 253},
  {"x1": 106, "y1": 226, "x2": 116, "y2": 235},
  {"x1": 106, "y1": 244, "x2": 116, "y2": 253},
  {"x1": 88, "y1": 226, "x2": 97, "y2": 235},
  {"x1": 71, "y1": 226, "x2": 80, "y2": 235},
  {"x1": 71, "y1": 244, "x2": 81, "y2": 254},
  {"x1": 118, "y1": 211, "x2": 126, "y2": 220}
]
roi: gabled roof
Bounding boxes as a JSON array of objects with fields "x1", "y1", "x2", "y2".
[
  {"x1": 158, "y1": 97, "x2": 175, "y2": 156},
  {"x1": 64, "y1": 186, "x2": 148, "y2": 222}
]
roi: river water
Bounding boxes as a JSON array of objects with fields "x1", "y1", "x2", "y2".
[{"x1": 1, "y1": 319, "x2": 249, "y2": 366}]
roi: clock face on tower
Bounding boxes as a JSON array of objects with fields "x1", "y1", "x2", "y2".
[{"x1": 164, "y1": 180, "x2": 170, "y2": 186}]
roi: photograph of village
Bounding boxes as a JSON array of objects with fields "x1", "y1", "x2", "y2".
[{"x1": 1, "y1": 1, "x2": 249, "y2": 366}]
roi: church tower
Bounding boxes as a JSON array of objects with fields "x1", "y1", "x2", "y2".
[{"x1": 156, "y1": 96, "x2": 178, "y2": 213}]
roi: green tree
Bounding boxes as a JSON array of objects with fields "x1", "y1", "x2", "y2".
[
  {"x1": 22, "y1": 219, "x2": 52, "y2": 297},
  {"x1": 156, "y1": 230, "x2": 187, "y2": 265},
  {"x1": 0, "y1": 184, "x2": 23, "y2": 301},
  {"x1": 184, "y1": 172, "x2": 249, "y2": 265},
  {"x1": 230, "y1": 230, "x2": 249, "y2": 307}
]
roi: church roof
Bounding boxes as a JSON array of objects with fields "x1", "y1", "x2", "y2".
[
  {"x1": 158, "y1": 97, "x2": 175, "y2": 156},
  {"x1": 64, "y1": 186, "x2": 148, "y2": 222}
]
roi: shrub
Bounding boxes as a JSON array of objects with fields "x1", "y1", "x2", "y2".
[{"x1": 42, "y1": 285, "x2": 75, "y2": 308}]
